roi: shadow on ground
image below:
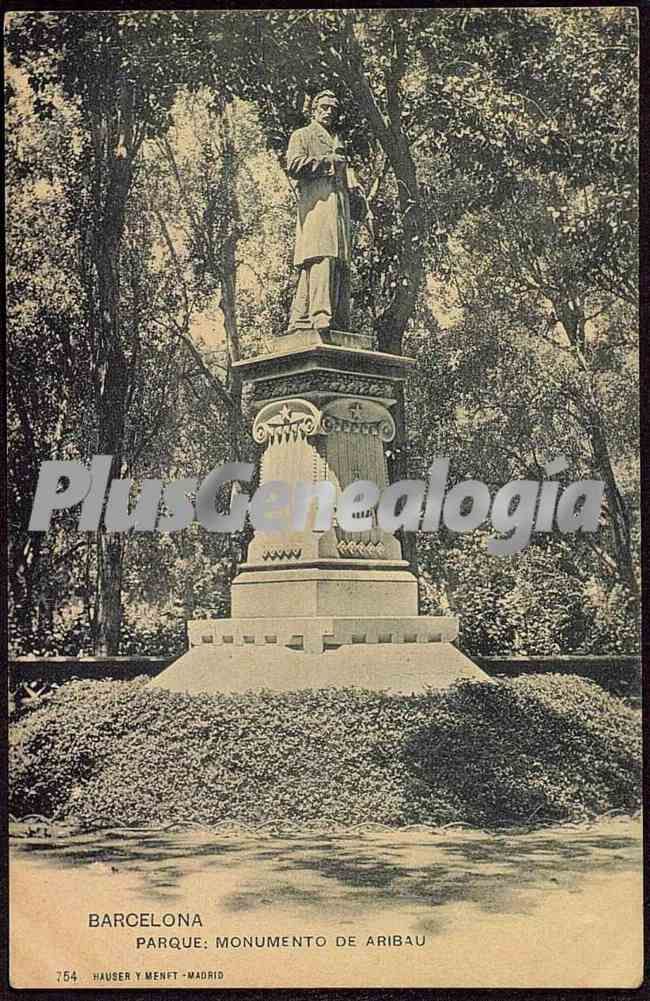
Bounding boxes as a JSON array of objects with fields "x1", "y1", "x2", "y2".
[{"x1": 10, "y1": 819, "x2": 641, "y2": 937}]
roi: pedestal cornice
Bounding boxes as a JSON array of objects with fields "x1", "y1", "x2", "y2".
[{"x1": 233, "y1": 330, "x2": 415, "y2": 385}]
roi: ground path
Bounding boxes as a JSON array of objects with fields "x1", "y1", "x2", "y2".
[{"x1": 10, "y1": 816, "x2": 642, "y2": 988}]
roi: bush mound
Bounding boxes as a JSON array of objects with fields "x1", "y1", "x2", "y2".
[{"x1": 9, "y1": 674, "x2": 641, "y2": 829}]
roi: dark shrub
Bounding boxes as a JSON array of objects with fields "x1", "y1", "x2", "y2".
[{"x1": 408, "y1": 674, "x2": 641, "y2": 824}]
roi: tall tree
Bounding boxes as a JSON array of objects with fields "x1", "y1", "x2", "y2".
[
  {"x1": 446, "y1": 181, "x2": 638, "y2": 597},
  {"x1": 6, "y1": 68, "x2": 96, "y2": 652},
  {"x1": 7, "y1": 12, "x2": 220, "y2": 651}
]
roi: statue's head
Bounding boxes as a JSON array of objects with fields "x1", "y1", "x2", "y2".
[{"x1": 311, "y1": 90, "x2": 339, "y2": 129}]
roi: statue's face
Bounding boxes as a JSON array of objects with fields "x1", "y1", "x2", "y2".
[{"x1": 313, "y1": 97, "x2": 339, "y2": 129}]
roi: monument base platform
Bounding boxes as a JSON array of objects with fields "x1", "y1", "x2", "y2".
[{"x1": 149, "y1": 638, "x2": 491, "y2": 695}]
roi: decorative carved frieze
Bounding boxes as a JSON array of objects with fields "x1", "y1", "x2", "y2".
[
  {"x1": 337, "y1": 540, "x2": 386, "y2": 558},
  {"x1": 262, "y1": 547, "x2": 303, "y2": 561},
  {"x1": 254, "y1": 372, "x2": 395, "y2": 401}
]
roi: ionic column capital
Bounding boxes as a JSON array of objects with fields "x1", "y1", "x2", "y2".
[
  {"x1": 320, "y1": 398, "x2": 396, "y2": 443},
  {"x1": 252, "y1": 398, "x2": 324, "y2": 444}
]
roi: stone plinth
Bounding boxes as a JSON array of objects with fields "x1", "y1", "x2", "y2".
[
  {"x1": 231, "y1": 568, "x2": 418, "y2": 620},
  {"x1": 188, "y1": 613, "x2": 456, "y2": 655},
  {"x1": 151, "y1": 328, "x2": 489, "y2": 694}
]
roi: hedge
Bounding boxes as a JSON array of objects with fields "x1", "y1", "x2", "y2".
[{"x1": 9, "y1": 674, "x2": 641, "y2": 829}]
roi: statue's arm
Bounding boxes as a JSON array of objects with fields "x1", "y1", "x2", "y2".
[{"x1": 287, "y1": 130, "x2": 326, "y2": 180}]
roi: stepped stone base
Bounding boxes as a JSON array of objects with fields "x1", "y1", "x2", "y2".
[
  {"x1": 148, "y1": 640, "x2": 490, "y2": 695},
  {"x1": 187, "y1": 614, "x2": 457, "y2": 655},
  {"x1": 150, "y1": 613, "x2": 490, "y2": 694}
]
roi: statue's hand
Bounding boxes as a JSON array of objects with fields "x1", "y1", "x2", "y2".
[{"x1": 320, "y1": 155, "x2": 345, "y2": 176}]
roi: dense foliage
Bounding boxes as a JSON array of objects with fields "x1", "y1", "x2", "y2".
[
  {"x1": 6, "y1": 9, "x2": 639, "y2": 658},
  {"x1": 10, "y1": 675, "x2": 641, "y2": 829}
]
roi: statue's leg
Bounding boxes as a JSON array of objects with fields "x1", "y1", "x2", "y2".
[
  {"x1": 288, "y1": 265, "x2": 311, "y2": 331},
  {"x1": 332, "y1": 262, "x2": 351, "y2": 330},
  {"x1": 308, "y1": 257, "x2": 334, "y2": 331}
]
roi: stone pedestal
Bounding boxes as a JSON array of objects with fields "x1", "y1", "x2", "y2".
[
  {"x1": 152, "y1": 329, "x2": 489, "y2": 693},
  {"x1": 231, "y1": 568, "x2": 418, "y2": 620}
]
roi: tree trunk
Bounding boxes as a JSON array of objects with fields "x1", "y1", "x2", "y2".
[
  {"x1": 587, "y1": 401, "x2": 638, "y2": 597},
  {"x1": 89, "y1": 117, "x2": 134, "y2": 655},
  {"x1": 387, "y1": 383, "x2": 419, "y2": 577},
  {"x1": 215, "y1": 98, "x2": 246, "y2": 460},
  {"x1": 94, "y1": 533, "x2": 124, "y2": 656},
  {"x1": 374, "y1": 146, "x2": 425, "y2": 357}
]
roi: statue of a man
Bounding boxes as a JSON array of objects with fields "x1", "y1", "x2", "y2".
[{"x1": 286, "y1": 90, "x2": 367, "y2": 334}]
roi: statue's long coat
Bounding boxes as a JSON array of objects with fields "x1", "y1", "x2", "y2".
[{"x1": 286, "y1": 121, "x2": 356, "y2": 268}]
